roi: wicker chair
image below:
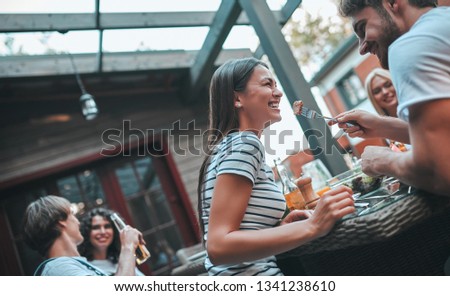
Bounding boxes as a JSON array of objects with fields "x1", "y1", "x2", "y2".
[{"x1": 171, "y1": 243, "x2": 207, "y2": 276}]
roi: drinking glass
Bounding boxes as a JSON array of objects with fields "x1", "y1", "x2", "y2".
[{"x1": 301, "y1": 159, "x2": 332, "y2": 191}]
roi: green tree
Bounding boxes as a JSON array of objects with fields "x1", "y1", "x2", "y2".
[{"x1": 283, "y1": 0, "x2": 353, "y2": 79}]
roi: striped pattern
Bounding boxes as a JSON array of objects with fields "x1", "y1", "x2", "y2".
[{"x1": 200, "y1": 131, "x2": 286, "y2": 276}]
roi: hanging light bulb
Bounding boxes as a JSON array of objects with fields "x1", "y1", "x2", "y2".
[
  {"x1": 79, "y1": 93, "x2": 99, "y2": 120},
  {"x1": 69, "y1": 53, "x2": 99, "y2": 120}
]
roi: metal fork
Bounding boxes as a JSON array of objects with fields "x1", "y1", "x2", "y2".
[
  {"x1": 298, "y1": 105, "x2": 354, "y2": 139},
  {"x1": 299, "y1": 106, "x2": 338, "y2": 123},
  {"x1": 300, "y1": 105, "x2": 355, "y2": 127}
]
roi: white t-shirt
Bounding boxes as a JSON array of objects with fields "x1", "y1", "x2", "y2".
[
  {"x1": 200, "y1": 131, "x2": 286, "y2": 276},
  {"x1": 389, "y1": 7, "x2": 450, "y2": 121}
]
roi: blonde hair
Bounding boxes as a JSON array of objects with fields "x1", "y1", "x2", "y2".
[{"x1": 364, "y1": 68, "x2": 394, "y2": 116}]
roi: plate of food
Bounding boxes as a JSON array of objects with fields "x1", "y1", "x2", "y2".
[{"x1": 327, "y1": 167, "x2": 383, "y2": 196}]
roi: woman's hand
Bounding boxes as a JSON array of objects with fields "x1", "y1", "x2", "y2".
[
  {"x1": 307, "y1": 186, "x2": 355, "y2": 238},
  {"x1": 280, "y1": 209, "x2": 313, "y2": 225}
]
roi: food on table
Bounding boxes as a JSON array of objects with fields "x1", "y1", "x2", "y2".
[
  {"x1": 346, "y1": 175, "x2": 382, "y2": 195},
  {"x1": 389, "y1": 141, "x2": 408, "y2": 152},
  {"x1": 293, "y1": 100, "x2": 303, "y2": 115},
  {"x1": 327, "y1": 169, "x2": 383, "y2": 196}
]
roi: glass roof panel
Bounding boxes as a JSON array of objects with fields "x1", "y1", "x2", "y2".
[
  {"x1": 101, "y1": 0, "x2": 285, "y2": 12},
  {"x1": 0, "y1": 31, "x2": 99, "y2": 55},
  {"x1": 224, "y1": 25, "x2": 259, "y2": 51},
  {"x1": 102, "y1": 27, "x2": 209, "y2": 52},
  {"x1": 0, "y1": 0, "x2": 95, "y2": 13},
  {"x1": 0, "y1": 0, "x2": 286, "y2": 13},
  {"x1": 101, "y1": 0, "x2": 221, "y2": 12}
]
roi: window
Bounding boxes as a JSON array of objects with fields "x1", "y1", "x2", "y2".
[
  {"x1": 336, "y1": 70, "x2": 367, "y2": 109},
  {"x1": 111, "y1": 156, "x2": 182, "y2": 275},
  {"x1": 57, "y1": 170, "x2": 106, "y2": 215}
]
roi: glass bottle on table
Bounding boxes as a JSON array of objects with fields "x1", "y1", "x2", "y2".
[
  {"x1": 274, "y1": 159, "x2": 306, "y2": 211},
  {"x1": 110, "y1": 213, "x2": 151, "y2": 265}
]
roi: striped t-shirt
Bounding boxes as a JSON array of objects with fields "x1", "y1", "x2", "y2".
[{"x1": 200, "y1": 131, "x2": 286, "y2": 276}]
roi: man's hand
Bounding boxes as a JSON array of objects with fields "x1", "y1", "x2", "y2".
[
  {"x1": 330, "y1": 110, "x2": 384, "y2": 139},
  {"x1": 116, "y1": 226, "x2": 143, "y2": 276},
  {"x1": 119, "y1": 225, "x2": 143, "y2": 250},
  {"x1": 360, "y1": 146, "x2": 392, "y2": 176},
  {"x1": 330, "y1": 109, "x2": 409, "y2": 143}
]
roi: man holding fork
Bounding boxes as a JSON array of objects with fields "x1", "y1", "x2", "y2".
[{"x1": 330, "y1": 0, "x2": 450, "y2": 197}]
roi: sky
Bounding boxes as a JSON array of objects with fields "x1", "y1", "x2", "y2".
[{"x1": 0, "y1": 0, "x2": 340, "y2": 165}]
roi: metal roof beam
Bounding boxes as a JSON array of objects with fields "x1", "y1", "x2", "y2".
[
  {"x1": 239, "y1": 0, "x2": 347, "y2": 176},
  {"x1": 254, "y1": 0, "x2": 302, "y2": 59},
  {"x1": 188, "y1": 0, "x2": 242, "y2": 102},
  {"x1": 0, "y1": 48, "x2": 252, "y2": 78},
  {"x1": 281, "y1": 0, "x2": 302, "y2": 20},
  {"x1": 0, "y1": 10, "x2": 284, "y2": 33}
]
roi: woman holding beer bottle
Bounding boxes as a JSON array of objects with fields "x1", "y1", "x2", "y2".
[
  {"x1": 79, "y1": 208, "x2": 145, "y2": 275},
  {"x1": 197, "y1": 57, "x2": 355, "y2": 276}
]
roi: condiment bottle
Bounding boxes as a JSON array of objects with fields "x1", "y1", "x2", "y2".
[
  {"x1": 110, "y1": 213, "x2": 151, "y2": 265},
  {"x1": 274, "y1": 159, "x2": 306, "y2": 211},
  {"x1": 296, "y1": 177, "x2": 320, "y2": 210}
]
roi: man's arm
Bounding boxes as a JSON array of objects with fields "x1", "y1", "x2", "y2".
[
  {"x1": 333, "y1": 110, "x2": 410, "y2": 143},
  {"x1": 361, "y1": 99, "x2": 450, "y2": 196},
  {"x1": 115, "y1": 226, "x2": 143, "y2": 276}
]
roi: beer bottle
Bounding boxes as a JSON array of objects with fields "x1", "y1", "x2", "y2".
[
  {"x1": 274, "y1": 159, "x2": 306, "y2": 211},
  {"x1": 110, "y1": 213, "x2": 151, "y2": 265}
]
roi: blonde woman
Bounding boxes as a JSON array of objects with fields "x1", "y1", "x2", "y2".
[
  {"x1": 364, "y1": 68, "x2": 398, "y2": 117},
  {"x1": 364, "y1": 68, "x2": 410, "y2": 151}
]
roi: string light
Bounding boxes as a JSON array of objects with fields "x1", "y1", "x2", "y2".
[{"x1": 69, "y1": 53, "x2": 99, "y2": 120}]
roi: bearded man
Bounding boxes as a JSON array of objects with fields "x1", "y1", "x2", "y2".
[{"x1": 332, "y1": 0, "x2": 450, "y2": 197}]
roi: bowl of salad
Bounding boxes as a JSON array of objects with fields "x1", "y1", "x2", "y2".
[{"x1": 327, "y1": 167, "x2": 383, "y2": 196}]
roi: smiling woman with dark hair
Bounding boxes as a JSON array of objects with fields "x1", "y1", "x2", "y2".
[
  {"x1": 79, "y1": 208, "x2": 119, "y2": 262},
  {"x1": 78, "y1": 207, "x2": 144, "y2": 275},
  {"x1": 197, "y1": 57, "x2": 355, "y2": 276}
]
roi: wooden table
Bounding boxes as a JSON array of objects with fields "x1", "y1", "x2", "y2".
[{"x1": 278, "y1": 186, "x2": 450, "y2": 275}]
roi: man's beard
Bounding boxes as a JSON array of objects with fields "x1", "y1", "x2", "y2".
[{"x1": 377, "y1": 8, "x2": 402, "y2": 69}]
